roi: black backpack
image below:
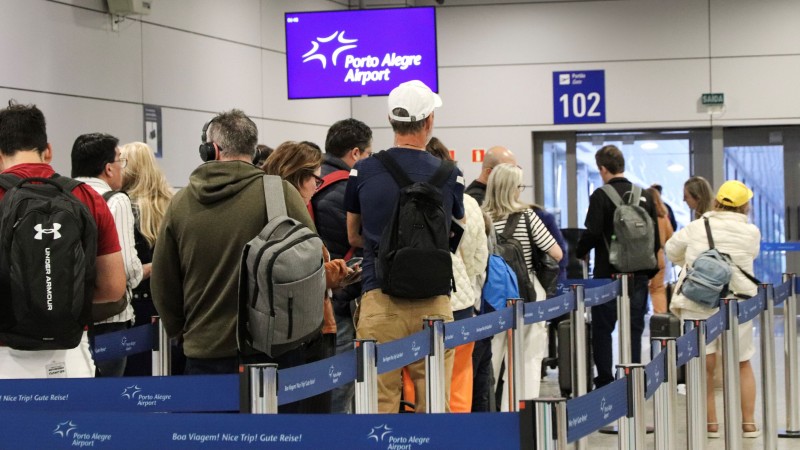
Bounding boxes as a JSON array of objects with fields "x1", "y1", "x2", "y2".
[
  {"x1": 497, "y1": 212, "x2": 537, "y2": 302},
  {"x1": 0, "y1": 174, "x2": 97, "y2": 350},
  {"x1": 524, "y1": 210, "x2": 560, "y2": 297},
  {"x1": 374, "y1": 151, "x2": 455, "y2": 299}
]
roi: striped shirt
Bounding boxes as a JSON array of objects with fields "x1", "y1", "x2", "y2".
[
  {"x1": 77, "y1": 177, "x2": 142, "y2": 325},
  {"x1": 493, "y1": 209, "x2": 557, "y2": 273}
]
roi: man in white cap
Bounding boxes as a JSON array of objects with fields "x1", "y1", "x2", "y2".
[{"x1": 344, "y1": 80, "x2": 465, "y2": 413}]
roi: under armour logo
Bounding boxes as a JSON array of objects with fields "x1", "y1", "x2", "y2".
[{"x1": 34, "y1": 223, "x2": 61, "y2": 240}]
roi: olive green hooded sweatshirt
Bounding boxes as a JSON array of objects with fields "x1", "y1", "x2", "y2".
[{"x1": 151, "y1": 161, "x2": 314, "y2": 359}]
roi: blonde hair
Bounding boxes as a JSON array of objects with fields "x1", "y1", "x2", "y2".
[
  {"x1": 120, "y1": 142, "x2": 173, "y2": 247},
  {"x1": 482, "y1": 163, "x2": 528, "y2": 221},
  {"x1": 684, "y1": 176, "x2": 713, "y2": 218}
]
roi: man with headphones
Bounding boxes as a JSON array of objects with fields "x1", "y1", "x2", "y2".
[{"x1": 151, "y1": 109, "x2": 315, "y2": 375}]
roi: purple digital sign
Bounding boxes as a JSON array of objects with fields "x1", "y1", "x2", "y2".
[{"x1": 285, "y1": 7, "x2": 438, "y2": 99}]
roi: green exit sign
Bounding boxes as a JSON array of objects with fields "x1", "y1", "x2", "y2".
[{"x1": 702, "y1": 93, "x2": 725, "y2": 105}]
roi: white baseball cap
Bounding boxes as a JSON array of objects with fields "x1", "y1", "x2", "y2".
[{"x1": 387, "y1": 80, "x2": 442, "y2": 122}]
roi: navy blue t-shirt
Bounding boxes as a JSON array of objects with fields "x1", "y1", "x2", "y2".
[{"x1": 344, "y1": 148, "x2": 465, "y2": 293}]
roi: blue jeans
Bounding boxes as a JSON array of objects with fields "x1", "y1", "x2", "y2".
[{"x1": 591, "y1": 274, "x2": 649, "y2": 387}]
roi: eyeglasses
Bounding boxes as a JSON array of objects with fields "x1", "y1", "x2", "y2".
[
  {"x1": 114, "y1": 158, "x2": 128, "y2": 169},
  {"x1": 518, "y1": 185, "x2": 526, "y2": 192},
  {"x1": 312, "y1": 174, "x2": 324, "y2": 188}
]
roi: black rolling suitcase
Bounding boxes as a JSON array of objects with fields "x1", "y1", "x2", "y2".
[
  {"x1": 649, "y1": 313, "x2": 685, "y2": 384},
  {"x1": 557, "y1": 319, "x2": 593, "y2": 397}
]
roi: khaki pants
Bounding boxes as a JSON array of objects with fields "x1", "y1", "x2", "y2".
[{"x1": 356, "y1": 289, "x2": 454, "y2": 413}]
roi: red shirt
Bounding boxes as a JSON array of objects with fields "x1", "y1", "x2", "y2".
[{"x1": 0, "y1": 163, "x2": 121, "y2": 256}]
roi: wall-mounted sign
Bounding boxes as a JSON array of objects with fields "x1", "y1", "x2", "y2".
[
  {"x1": 143, "y1": 105, "x2": 163, "y2": 157},
  {"x1": 701, "y1": 93, "x2": 724, "y2": 106},
  {"x1": 553, "y1": 70, "x2": 606, "y2": 125},
  {"x1": 472, "y1": 149, "x2": 485, "y2": 163}
]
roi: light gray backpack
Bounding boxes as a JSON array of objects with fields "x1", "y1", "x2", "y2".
[
  {"x1": 601, "y1": 184, "x2": 657, "y2": 273},
  {"x1": 238, "y1": 175, "x2": 326, "y2": 357}
]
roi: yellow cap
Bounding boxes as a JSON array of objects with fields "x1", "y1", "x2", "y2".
[{"x1": 716, "y1": 180, "x2": 753, "y2": 207}]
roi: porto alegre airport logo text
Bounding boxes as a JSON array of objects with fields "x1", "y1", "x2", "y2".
[{"x1": 286, "y1": 8, "x2": 437, "y2": 98}]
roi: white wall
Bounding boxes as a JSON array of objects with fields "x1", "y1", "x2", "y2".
[
  {"x1": 1, "y1": 0, "x2": 349, "y2": 186},
  {"x1": 352, "y1": 0, "x2": 800, "y2": 195},
  {"x1": 2, "y1": 0, "x2": 798, "y2": 189}
]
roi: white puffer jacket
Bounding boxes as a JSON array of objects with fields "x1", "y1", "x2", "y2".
[
  {"x1": 665, "y1": 211, "x2": 760, "y2": 317},
  {"x1": 450, "y1": 195, "x2": 489, "y2": 312}
]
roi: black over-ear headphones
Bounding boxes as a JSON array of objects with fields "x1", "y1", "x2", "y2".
[{"x1": 199, "y1": 117, "x2": 220, "y2": 162}]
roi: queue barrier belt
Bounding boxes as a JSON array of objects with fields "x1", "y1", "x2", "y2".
[{"x1": 0, "y1": 279, "x2": 793, "y2": 448}]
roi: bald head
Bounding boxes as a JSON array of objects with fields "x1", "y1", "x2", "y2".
[
  {"x1": 477, "y1": 146, "x2": 517, "y2": 183},
  {"x1": 483, "y1": 146, "x2": 517, "y2": 170}
]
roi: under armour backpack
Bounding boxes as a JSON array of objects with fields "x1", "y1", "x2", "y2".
[
  {"x1": 238, "y1": 175, "x2": 326, "y2": 358},
  {"x1": 601, "y1": 184, "x2": 657, "y2": 273},
  {"x1": 496, "y1": 212, "x2": 537, "y2": 302},
  {"x1": 374, "y1": 151, "x2": 455, "y2": 299},
  {"x1": 0, "y1": 174, "x2": 97, "y2": 350}
]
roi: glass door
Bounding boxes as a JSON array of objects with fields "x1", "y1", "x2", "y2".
[{"x1": 723, "y1": 126, "x2": 800, "y2": 284}]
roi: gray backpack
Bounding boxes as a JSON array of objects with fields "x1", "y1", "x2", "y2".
[
  {"x1": 680, "y1": 216, "x2": 760, "y2": 308},
  {"x1": 601, "y1": 184, "x2": 657, "y2": 273},
  {"x1": 238, "y1": 176, "x2": 326, "y2": 358}
]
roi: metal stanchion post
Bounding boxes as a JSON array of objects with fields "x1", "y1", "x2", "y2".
[
  {"x1": 531, "y1": 398, "x2": 568, "y2": 450},
  {"x1": 354, "y1": 339, "x2": 378, "y2": 414},
  {"x1": 652, "y1": 338, "x2": 677, "y2": 450},
  {"x1": 685, "y1": 319, "x2": 707, "y2": 450},
  {"x1": 760, "y1": 285, "x2": 778, "y2": 449},
  {"x1": 424, "y1": 317, "x2": 446, "y2": 413},
  {"x1": 572, "y1": 285, "x2": 589, "y2": 450},
  {"x1": 781, "y1": 273, "x2": 800, "y2": 438},
  {"x1": 617, "y1": 364, "x2": 646, "y2": 450},
  {"x1": 506, "y1": 298, "x2": 525, "y2": 412},
  {"x1": 239, "y1": 363, "x2": 278, "y2": 414},
  {"x1": 150, "y1": 316, "x2": 171, "y2": 376},
  {"x1": 617, "y1": 274, "x2": 632, "y2": 365},
  {"x1": 721, "y1": 298, "x2": 742, "y2": 450}
]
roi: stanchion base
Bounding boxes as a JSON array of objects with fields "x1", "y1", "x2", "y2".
[
  {"x1": 778, "y1": 429, "x2": 800, "y2": 438},
  {"x1": 597, "y1": 425, "x2": 655, "y2": 435}
]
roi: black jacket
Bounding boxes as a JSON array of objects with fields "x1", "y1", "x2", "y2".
[
  {"x1": 311, "y1": 154, "x2": 361, "y2": 313},
  {"x1": 575, "y1": 177, "x2": 660, "y2": 279},
  {"x1": 465, "y1": 179, "x2": 487, "y2": 206}
]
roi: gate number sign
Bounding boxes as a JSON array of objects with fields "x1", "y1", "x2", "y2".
[{"x1": 553, "y1": 70, "x2": 606, "y2": 125}]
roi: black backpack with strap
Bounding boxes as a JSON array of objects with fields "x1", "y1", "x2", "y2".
[
  {"x1": 498, "y1": 212, "x2": 537, "y2": 302},
  {"x1": 0, "y1": 173, "x2": 97, "y2": 350},
  {"x1": 374, "y1": 151, "x2": 455, "y2": 299}
]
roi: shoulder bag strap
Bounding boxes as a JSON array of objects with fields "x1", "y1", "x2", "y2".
[
  {"x1": 428, "y1": 160, "x2": 455, "y2": 188},
  {"x1": 627, "y1": 185, "x2": 642, "y2": 205},
  {"x1": 374, "y1": 151, "x2": 413, "y2": 188},
  {"x1": 600, "y1": 184, "x2": 623, "y2": 206},
  {"x1": 705, "y1": 216, "x2": 761, "y2": 285},
  {"x1": 703, "y1": 216, "x2": 716, "y2": 250},
  {"x1": 262, "y1": 175, "x2": 287, "y2": 222},
  {"x1": 521, "y1": 210, "x2": 539, "y2": 268},
  {"x1": 0, "y1": 173, "x2": 19, "y2": 191},
  {"x1": 501, "y1": 212, "x2": 522, "y2": 241},
  {"x1": 49, "y1": 173, "x2": 85, "y2": 195},
  {"x1": 102, "y1": 190, "x2": 120, "y2": 202},
  {"x1": 316, "y1": 170, "x2": 350, "y2": 194}
]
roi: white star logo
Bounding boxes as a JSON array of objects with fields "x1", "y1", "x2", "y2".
[
  {"x1": 53, "y1": 420, "x2": 78, "y2": 437},
  {"x1": 121, "y1": 385, "x2": 142, "y2": 399},
  {"x1": 367, "y1": 424, "x2": 392, "y2": 442},
  {"x1": 302, "y1": 31, "x2": 357, "y2": 68}
]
